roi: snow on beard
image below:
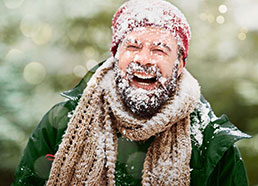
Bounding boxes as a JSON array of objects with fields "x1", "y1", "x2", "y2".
[{"x1": 114, "y1": 59, "x2": 179, "y2": 118}]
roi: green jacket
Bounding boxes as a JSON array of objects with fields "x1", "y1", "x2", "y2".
[{"x1": 12, "y1": 62, "x2": 251, "y2": 186}]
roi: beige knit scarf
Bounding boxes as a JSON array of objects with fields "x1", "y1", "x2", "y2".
[{"x1": 47, "y1": 57, "x2": 200, "y2": 186}]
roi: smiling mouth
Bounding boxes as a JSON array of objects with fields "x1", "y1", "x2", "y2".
[{"x1": 131, "y1": 72, "x2": 158, "y2": 90}]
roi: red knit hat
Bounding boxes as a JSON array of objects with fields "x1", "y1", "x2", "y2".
[{"x1": 111, "y1": 0, "x2": 191, "y2": 63}]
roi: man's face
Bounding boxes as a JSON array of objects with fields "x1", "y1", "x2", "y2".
[{"x1": 115, "y1": 27, "x2": 184, "y2": 117}]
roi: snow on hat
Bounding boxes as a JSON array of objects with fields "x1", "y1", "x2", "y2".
[{"x1": 111, "y1": 0, "x2": 191, "y2": 62}]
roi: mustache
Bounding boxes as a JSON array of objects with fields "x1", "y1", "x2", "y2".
[
  {"x1": 126, "y1": 62, "x2": 170, "y2": 90},
  {"x1": 126, "y1": 62, "x2": 162, "y2": 77}
]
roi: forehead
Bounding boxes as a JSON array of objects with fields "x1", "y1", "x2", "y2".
[{"x1": 123, "y1": 27, "x2": 177, "y2": 46}]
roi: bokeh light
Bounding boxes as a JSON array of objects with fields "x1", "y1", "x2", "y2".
[
  {"x1": 216, "y1": 15, "x2": 225, "y2": 24},
  {"x1": 73, "y1": 65, "x2": 87, "y2": 78},
  {"x1": 23, "y1": 62, "x2": 46, "y2": 84},
  {"x1": 84, "y1": 47, "x2": 98, "y2": 59},
  {"x1": 68, "y1": 26, "x2": 84, "y2": 42},
  {"x1": 20, "y1": 17, "x2": 52, "y2": 45},
  {"x1": 218, "y1": 5, "x2": 228, "y2": 14},
  {"x1": 86, "y1": 59, "x2": 98, "y2": 70},
  {"x1": 5, "y1": 49, "x2": 23, "y2": 63},
  {"x1": 238, "y1": 32, "x2": 247, "y2": 40},
  {"x1": 31, "y1": 23, "x2": 52, "y2": 45},
  {"x1": 20, "y1": 16, "x2": 37, "y2": 38}
]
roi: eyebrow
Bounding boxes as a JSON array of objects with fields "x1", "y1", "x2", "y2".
[
  {"x1": 124, "y1": 38, "x2": 142, "y2": 45},
  {"x1": 122, "y1": 39, "x2": 172, "y2": 51},
  {"x1": 123, "y1": 38, "x2": 141, "y2": 45},
  {"x1": 153, "y1": 42, "x2": 172, "y2": 51}
]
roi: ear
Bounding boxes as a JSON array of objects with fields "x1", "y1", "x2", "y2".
[{"x1": 177, "y1": 56, "x2": 184, "y2": 77}]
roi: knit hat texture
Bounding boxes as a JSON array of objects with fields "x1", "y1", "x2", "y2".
[{"x1": 111, "y1": 0, "x2": 191, "y2": 61}]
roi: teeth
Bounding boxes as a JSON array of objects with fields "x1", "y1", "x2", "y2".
[
  {"x1": 134, "y1": 73, "x2": 155, "y2": 79},
  {"x1": 137, "y1": 82, "x2": 150, "y2": 85}
]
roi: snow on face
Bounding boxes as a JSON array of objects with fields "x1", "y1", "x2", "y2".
[
  {"x1": 112, "y1": 0, "x2": 191, "y2": 58},
  {"x1": 117, "y1": 27, "x2": 180, "y2": 79},
  {"x1": 114, "y1": 59, "x2": 179, "y2": 118}
]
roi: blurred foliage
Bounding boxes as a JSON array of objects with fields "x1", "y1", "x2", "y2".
[{"x1": 0, "y1": 0, "x2": 257, "y2": 185}]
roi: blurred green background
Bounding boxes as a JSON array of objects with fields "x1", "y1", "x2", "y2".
[{"x1": 0, "y1": 0, "x2": 257, "y2": 185}]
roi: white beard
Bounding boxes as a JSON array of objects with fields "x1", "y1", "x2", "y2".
[{"x1": 114, "y1": 59, "x2": 179, "y2": 118}]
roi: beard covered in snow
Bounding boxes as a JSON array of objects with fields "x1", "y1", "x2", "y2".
[{"x1": 114, "y1": 59, "x2": 179, "y2": 118}]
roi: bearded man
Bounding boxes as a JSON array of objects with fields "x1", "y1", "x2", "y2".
[{"x1": 12, "y1": 0, "x2": 250, "y2": 185}]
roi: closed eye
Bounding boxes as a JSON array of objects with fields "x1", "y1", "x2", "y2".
[
  {"x1": 127, "y1": 45, "x2": 140, "y2": 50},
  {"x1": 152, "y1": 48, "x2": 166, "y2": 54},
  {"x1": 127, "y1": 45, "x2": 139, "y2": 48}
]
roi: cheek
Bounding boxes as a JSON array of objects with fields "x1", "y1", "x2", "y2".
[
  {"x1": 118, "y1": 51, "x2": 133, "y2": 72},
  {"x1": 156, "y1": 58, "x2": 174, "y2": 78}
]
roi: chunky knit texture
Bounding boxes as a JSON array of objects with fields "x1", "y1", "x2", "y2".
[
  {"x1": 47, "y1": 57, "x2": 200, "y2": 186},
  {"x1": 111, "y1": 0, "x2": 191, "y2": 62}
]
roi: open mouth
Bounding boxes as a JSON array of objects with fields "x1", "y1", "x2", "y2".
[{"x1": 131, "y1": 72, "x2": 158, "y2": 90}]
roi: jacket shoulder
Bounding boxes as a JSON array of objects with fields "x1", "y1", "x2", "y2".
[
  {"x1": 207, "y1": 144, "x2": 249, "y2": 186},
  {"x1": 12, "y1": 61, "x2": 104, "y2": 186},
  {"x1": 190, "y1": 95, "x2": 251, "y2": 185},
  {"x1": 12, "y1": 101, "x2": 73, "y2": 186}
]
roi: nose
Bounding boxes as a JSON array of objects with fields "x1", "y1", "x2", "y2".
[{"x1": 134, "y1": 47, "x2": 155, "y2": 66}]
